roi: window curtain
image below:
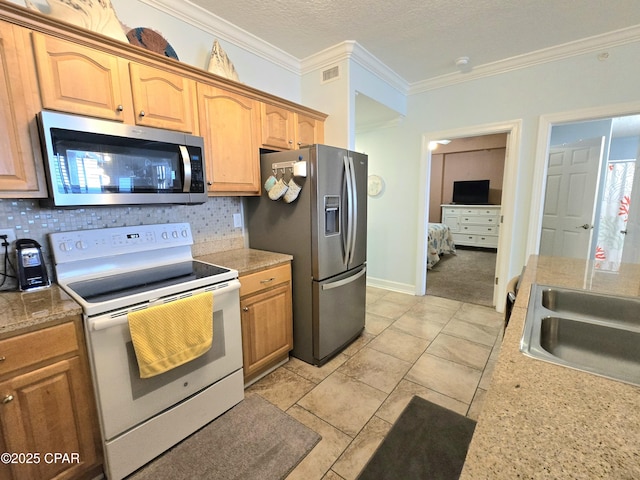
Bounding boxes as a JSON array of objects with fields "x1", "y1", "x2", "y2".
[{"x1": 594, "y1": 160, "x2": 635, "y2": 271}]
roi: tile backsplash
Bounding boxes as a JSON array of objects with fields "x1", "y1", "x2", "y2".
[{"x1": 0, "y1": 197, "x2": 245, "y2": 289}]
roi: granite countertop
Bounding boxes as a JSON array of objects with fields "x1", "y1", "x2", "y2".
[
  {"x1": 195, "y1": 248, "x2": 292, "y2": 276},
  {"x1": 460, "y1": 255, "x2": 640, "y2": 479},
  {"x1": 2, "y1": 248, "x2": 290, "y2": 340},
  {"x1": 0, "y1": 285, "x2": 82, "y2": 340}
]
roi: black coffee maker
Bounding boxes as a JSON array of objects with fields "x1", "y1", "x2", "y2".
[{"x1": 16, "y1": 239, "x2": 50, "y2": 291}]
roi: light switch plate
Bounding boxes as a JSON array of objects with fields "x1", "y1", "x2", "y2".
[{"x1": 233, "y1": 213, "x2": 242, "y2": 228}]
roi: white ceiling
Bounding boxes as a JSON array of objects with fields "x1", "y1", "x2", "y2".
[{"x1": 188, "y1": 0, "x2": 640, "y2": 84}]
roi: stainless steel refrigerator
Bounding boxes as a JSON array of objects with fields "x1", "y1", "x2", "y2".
[{"x1": 246, "y1": 145, "x2": 367, "y2": 366}]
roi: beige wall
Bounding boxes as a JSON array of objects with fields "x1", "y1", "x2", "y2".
[{"x1": 429, "y1": 134, "x2": 506, "y2": 222}]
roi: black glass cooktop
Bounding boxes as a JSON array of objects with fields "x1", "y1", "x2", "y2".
[{"x1": 67, "y1": 261, "x2": 230, "y2": 304}]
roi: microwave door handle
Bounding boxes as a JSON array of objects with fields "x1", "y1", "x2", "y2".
[{"x1": 179, "y1": 146, "x2": 191, "y2": 192}]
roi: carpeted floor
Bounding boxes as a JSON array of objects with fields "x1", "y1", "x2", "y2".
[
  {"x1": 357, "y1": 395, "x2": 476, "y2": 480},
  {"x1": 129, "y1": 394, "x2": 320, "y2": 480},
  {"x1": 426, "y1": 246, "x2": 497, "y2": 307}
]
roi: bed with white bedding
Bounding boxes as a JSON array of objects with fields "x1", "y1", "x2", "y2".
[{"x1": 427, "y1": 223, "x2": 456, "y2": 269}]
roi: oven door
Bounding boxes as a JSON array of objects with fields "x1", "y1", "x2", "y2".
[{"x1": 85, "y1": 280, "x2": 242, "y2": 441}]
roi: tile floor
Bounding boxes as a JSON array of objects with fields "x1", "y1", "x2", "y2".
[{"x1": 246, "y1": 287, "x2": 505, "y2": 480}]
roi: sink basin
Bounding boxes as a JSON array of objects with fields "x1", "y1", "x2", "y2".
[{"x1": 521, "y1": 284, "x2": 640, "y2": 387}]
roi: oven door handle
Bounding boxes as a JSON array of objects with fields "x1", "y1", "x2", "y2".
[{"x1": 89, "y1": 280, "x2": 240, "y2": 331}]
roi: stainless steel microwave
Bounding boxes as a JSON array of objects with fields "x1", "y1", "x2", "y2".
[{"x1": 37, "y1": 110, "x2": 207, "y2": 207}]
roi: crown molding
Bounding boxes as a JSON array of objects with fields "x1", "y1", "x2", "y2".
[
  {"x1": 139, "y1": 0, "x2": 300, "y2": 74},
  {"x1": 356, "y1": 116, "x2": 405, "y2": 134},
  {"x1": 301, "y1": 41, "x2": 409, "y2": 95},
  {"x1": 137, "y1": 2, "x2": 640, "y2": 97},
  {"x1": 409, "y1": 24, "x2": 640, "y2": 95}
]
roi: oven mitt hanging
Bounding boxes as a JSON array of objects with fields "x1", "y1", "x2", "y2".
[
  {"x1": 264, "y1": 174, "x2": 277, "y2": 192},
  {"x1": 283, "y1": 178, "x2": 302, "y2": 203},
  {"x1": 268, "y1": 178, "x2": 289, "y2": 200}
]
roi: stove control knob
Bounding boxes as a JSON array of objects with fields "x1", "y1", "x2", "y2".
[
  {"x1": 59, "y1": 241, "x2": 73, "y2": 252},
  {"x1": 181, "y1": 229, "x2": 188, "y2": 238},
  {"x1": 161, "y1": 232, "x2": 169, "y2": 240},
  {"x1": 172, "y1": 231, "x2": 179, "y2": 238},
  {"x1": 75, "y1": 240, "x2": 87, "y2": 250}
]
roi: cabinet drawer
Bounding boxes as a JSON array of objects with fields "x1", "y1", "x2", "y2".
[
  {"x1": 0, "y1": 322, "x2": 78, "y2": 378},
  {"x1": 461, "y1": 224, "x2": 499, "y2": 235},
  {"x1": 462, "y1": 208, "x2": 499, "y2": 216},
  {"x1": 452, "y1": 233, "x2": 477, "y2": 245},
  {"x1": 461, "y1": 215, "x2": 498, "y2": 225},
  {"x1": 476, "y1": 235, "x2": 499, "y2": 248},
  {"x1": 240, "y1": 263, "x2": 291, "y2": 297}
]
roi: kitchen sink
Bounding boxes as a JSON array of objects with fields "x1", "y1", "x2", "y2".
[{"x1": 521, "y1": 284, "x2": 640, "y2": 387}]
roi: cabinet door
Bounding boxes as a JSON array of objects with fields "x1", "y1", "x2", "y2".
[
  {"x1": 32, "y1": 31, "x2": 133, "y2": 123},
  {"x1": 198, "y1": 83, "x2": 261, "y2": 194},
  {"x1": 241, "y1": 283, "x2": 293, "y2": 379},
  {"x1": 261, "y1": 103, "x2": 294, "y2": 150},
  {"x1": 0, "y1": 357, "x2": 99, "y2": 480},
  {"x1": 296, "y1": 112, "x2": 323, "y2": 147},
  {"x1": 129, "y1": 63, "x2": 197, "y2": 133},
  {"x1": 0, "y1": 22, "x2": 47, "y2": 197}
]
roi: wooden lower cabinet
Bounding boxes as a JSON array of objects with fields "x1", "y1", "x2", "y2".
[
  {"x1": 0, "y1": 322, "x2": 102, "y2": 480},
  {"x1": 240, "y1": 263, "x2": 293, "y2": 384}
]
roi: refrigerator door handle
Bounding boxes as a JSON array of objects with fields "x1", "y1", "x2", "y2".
[
  {"x1": 347, "y1": 155, "x2": 358, "y2": 265},
  {"x1": 322, "y1": 266, "x2": 367, "y2": 291},
  {"x1": 343, "y1": 155, "x2": 355, "y2": 266}
]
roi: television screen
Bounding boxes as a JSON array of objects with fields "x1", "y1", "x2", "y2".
[{"x1": 452, "y1": 180, "x2": 490, "y2": 204}]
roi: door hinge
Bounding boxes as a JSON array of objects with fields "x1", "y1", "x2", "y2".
[{"x1": 495, "y1": 277, "x2": 499, "y2": 285}]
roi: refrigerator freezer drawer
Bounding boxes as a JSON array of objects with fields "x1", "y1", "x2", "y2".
[{"x1": 312, "y1": 266, "x2": 366, "y2": 363}]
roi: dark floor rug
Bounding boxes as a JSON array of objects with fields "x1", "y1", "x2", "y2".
[
  {"x1": 129, "y1": 394, "x2": 320, "y2": 480},
  {"x1": 358, "y1": 396, "x2": 476, "y2": 480},
  {"x1": 426, "y1": 246, "x2": 496, "y2": 307}
]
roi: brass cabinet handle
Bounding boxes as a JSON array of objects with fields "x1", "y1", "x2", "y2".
[
  {"x1": 2, "y1": 394, "x2": 14, "y2": 404},
  {"x1": 117, "y1": 104, "x2": 124, "y2": 112},
  {"x1": 139, "y1": 110, "x2": 146, "y2": 117},
  {"x1": 243, "y1": 307, "x2": 249, "y2": 312},
  {"x1": 260, "y1": 277, "x2": 275, "y2": 284},
  {"x1": 0, "y1": 356, "x2": 5, "y2": 362}
]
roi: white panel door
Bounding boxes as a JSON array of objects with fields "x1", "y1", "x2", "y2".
[{"x1": 540, "y1": 137, "x2": 604, "y2": 259}]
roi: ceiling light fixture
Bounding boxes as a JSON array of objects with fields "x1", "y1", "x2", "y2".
[
  {"x1": 455, "y1": 56, "x2": 469, "y2": 67},
  {"x1": 428, "y1": 139, "x2": 451, "y2": 151}
]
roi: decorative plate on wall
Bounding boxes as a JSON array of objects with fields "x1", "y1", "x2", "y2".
[
  {"x1": 368, "y1": 175, "x2": 385, "y2": 197},
  {"x1": 126, "y1": 27, "x2": 179, "y2": 60}
]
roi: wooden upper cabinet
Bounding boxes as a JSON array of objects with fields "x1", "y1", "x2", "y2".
[
  {"x1": 0, "y1": 22, "x2": 47, "y2": 197},
  {"x1": 197, "y1": 82, "x2": 261, "y2": 195},
  {"x1": 261, "y1": 103, "x2": 295, "y2": 150},
  {"x1": 261, "y1": 103, "x2": 324, "y2": 150},
  {"x1": 32, "y1": 32, "x2": 197, "y2": 133},
  {"x1": 128, "y1": 63, "x2": 197, "y2": 133},
  {"x1": 32, "y1": 31, "x2": 133, "y2": 123},
  {"x1": 296, "y1": 112, "x2": 324, "y2": 147}
]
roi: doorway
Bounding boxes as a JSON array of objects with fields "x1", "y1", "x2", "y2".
[
  {"x1": 425, "y1": 134, "x2": 506, "y2": 307},
  {"x1": 531, "y1": 109, "x2": 640, "y2": 271},
  {"x1": 416, "y1": 120, "x2": 522, "y2": 313}
]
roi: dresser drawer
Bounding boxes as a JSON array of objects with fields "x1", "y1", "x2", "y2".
[
  {"x1": 0, "y1": 322, "x2": 78, "y2": 378},
  {"x1": 240, "y1": 263, "x2": 291, "y2": 297},
  {"x1": 476, "y1": 235, "x2": 499, "y2": 248},
  {"x1": 461, "y1": 215, "x2": 498, "y2": 225},
  {"x1": 461, "y1": 224, "x2": 499, "y2": 235}
]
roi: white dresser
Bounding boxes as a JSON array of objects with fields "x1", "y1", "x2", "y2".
[{"x1": 441, "y1": 204, "x2": 501, "y2": 248}]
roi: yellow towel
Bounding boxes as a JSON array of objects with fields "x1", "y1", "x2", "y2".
[{"x1": 128, "y1": 291, "x2": 214, "y2": 378}]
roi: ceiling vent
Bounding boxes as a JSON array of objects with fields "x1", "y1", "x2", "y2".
[{"x1": 321, "y1": 65, "x2": 340, "y2": 83}]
